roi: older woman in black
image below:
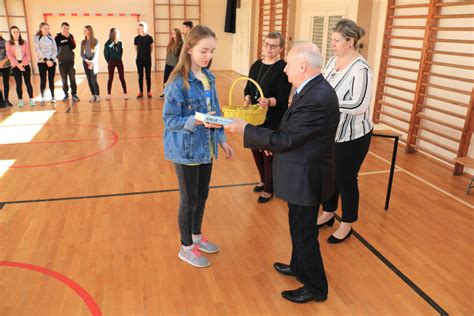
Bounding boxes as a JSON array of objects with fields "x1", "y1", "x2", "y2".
[{"x1": 244, "y1": 32, "x2": 292, "y2": 203}]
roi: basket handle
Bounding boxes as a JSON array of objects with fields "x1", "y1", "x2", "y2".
[{"x1": 228, "y1": 76, "x2": 265, "y2": 107}]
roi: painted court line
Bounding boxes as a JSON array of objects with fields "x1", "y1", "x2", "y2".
[
  {"x1": 0, "y1": 182, "x2": 259, "y2": 209},
  {"x1": 0, "y1": 261, "x2": 101, "y2": 316},
  {"x1": 368, "y1": 151, "x2": 473, "y2": 209},
  {"x1": 335, "y1": 214, "x2": 449, "y2": 316},
  {"x1": 359, "y1": 169, "x2": 401, "y2": 176}
]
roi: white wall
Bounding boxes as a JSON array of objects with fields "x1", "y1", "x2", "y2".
[
  {"x1": 231, "y1": 0, "x2": 253, "y2": 76},
  {"x1": 200, "y1": 0, "x2": 234, "y2": 71},
  {"x1": 24, "y1": 0, "x2": 154, "y2": 73},
  {"x1": 22, "y1": 0, "x2": 233, "y2": 72}
]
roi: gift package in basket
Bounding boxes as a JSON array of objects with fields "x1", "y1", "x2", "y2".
[{"x1": 221, "y1": 77, "x2": 268, "y2": 125}]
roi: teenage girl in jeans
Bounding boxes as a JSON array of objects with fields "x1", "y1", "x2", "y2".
[
  {"x1": 34, "y1": 22, "x2": 58, "y2": 105},
  {"x1": 163, "y1": 25, "x2": 234, "y2": 268},
  {"x1": 81, "y1": 25, "x2": 100, "y2": 102}
]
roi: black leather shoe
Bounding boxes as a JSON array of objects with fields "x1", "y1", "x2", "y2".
[
  {"x1": 317, "y1": 216, "x2": 335, "y2": 229},
  {"x1": 281, "y1": 286, "x2": 327, "y2": 303},
  {"x1": 273, "y1": 262, "x2": 296, "y2": 277},
  {"x1": 253, "y1": 184, "x2": 264, "y2": 192},
  {"x1": 327, "y1": 228, "x2": 353, "y2": 244},
  {"x1": 257, "y1": 194, "x2": 273, "y2": 203}
]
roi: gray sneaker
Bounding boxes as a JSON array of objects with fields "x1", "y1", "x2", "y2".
[
  {"x1": 195, "y1": 236, "x2": 219, "y2": 254},
  {"x1": 178, "y1": 245, "x2": 210, "y2": 268}
]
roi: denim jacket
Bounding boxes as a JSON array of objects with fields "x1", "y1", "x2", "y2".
[{"x1": 163, "y1": 68, "x2": 227, "y2": 164}]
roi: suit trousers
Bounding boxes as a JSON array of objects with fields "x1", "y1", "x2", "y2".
[{"x1": 289, "y1": 202, "x2": 328, "y2": 295}]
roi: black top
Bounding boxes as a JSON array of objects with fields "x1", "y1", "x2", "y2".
[
  {"x1": 244, "y1": 59, "x2": 292, "y2": 129},
  {"x1": 134, "y1": 34, "x2": 154, "y2": 61},
  {"x1": 244, "y1": 75, "x2": 340, "y2": 206},
  {"x1": 104, "y1": 40, "x2": 123, "y2": 62},
  {"x1": 55, "y1": 33, "x2": 76, "y2": 63}
]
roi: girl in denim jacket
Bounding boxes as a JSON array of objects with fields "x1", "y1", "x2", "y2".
[{"x1": 163, "y1": 25, "x2": 233, "y2": 268}]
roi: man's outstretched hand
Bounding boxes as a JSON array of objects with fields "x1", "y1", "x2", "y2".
[{"x1": 224, "y1": 118, "x2": 248, "y2": 134}]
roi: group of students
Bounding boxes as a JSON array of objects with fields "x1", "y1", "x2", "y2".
[
  {"x1": 163, "y1": 19, "x2": 373, "y2": 303},
  {"x1": 0, "y1": 20, "x2": 194, "y2": 108}
]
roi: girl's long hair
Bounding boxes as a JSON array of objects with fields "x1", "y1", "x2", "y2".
[
  {"x1": 9, "y1": 26, "x2": 24, "y2": 45},
  {"x1": 167, "y1": 28, "x2": 183, "y2": 54},
  {"x1": 167, "y1": 25, "x2": 216, "y2": 90},
  {"x1": 82, "y1": 25, "x2": 96, "y2": 52},
  {"x1": 36, "y1": 22, "x2": 49, "y2": 37}
]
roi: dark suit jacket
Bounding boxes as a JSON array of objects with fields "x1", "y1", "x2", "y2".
[{"x1": 244, "y1": 74, "x2": 340, "y2": 206}]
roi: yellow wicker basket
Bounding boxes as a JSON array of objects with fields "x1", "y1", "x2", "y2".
[{"x1": 222, "y1": 77, "x2": 268, "y2": 126}]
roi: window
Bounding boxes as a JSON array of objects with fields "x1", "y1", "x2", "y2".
[{"x1": 311, "y1": 15, "x2": 343, "y2": 66}]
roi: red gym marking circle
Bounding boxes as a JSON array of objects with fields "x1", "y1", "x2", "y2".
[{"x1": 5, "y1": 124, "x2": 119, "y2": 168}]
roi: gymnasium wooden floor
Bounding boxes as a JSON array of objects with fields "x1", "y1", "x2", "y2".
[{"x1": 0, "y1": 71, "x2": 473, "y2": 315}]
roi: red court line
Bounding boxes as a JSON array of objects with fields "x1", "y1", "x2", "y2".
[
  {"x1": 5, "y1": 124, "x2": 119, "y2": 168},
  {"x1": 0, "y1": 261, "x2": 102, "y2": 316}
]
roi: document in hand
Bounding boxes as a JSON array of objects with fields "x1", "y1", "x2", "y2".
[{"x1": 195, "y1": 112, "x2": 234, "y2": 126}]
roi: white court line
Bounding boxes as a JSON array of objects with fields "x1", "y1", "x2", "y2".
[
  {"x1": 368, "y1": 151, "x2": 474, "y2": 209},
  {"x1": 359, "y1": 169, "x2": 401, "y2": 176}
]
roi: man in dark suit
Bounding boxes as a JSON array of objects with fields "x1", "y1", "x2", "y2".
[{"x1": 225, "y1": 42, "x2": 340, "y2": 303}]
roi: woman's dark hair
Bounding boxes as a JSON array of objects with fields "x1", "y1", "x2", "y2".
[
  {"x1": 9, "y1": 26, "x2": 24, "y2": 45},
  {"x1": 109, "y1": 28, "x2": 118, "y2": 42}
]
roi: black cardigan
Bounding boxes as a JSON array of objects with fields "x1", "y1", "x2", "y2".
[{"x1": 244, "y1": 59, "x2": 292, "y2": 129}]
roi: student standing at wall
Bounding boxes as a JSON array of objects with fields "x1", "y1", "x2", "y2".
[
  {"x1": 160, "y1": 28, "x2": 183, "y2": 99},
  {"x1": 134, "y1": 21, "x2": 153, "y2": 99},
  {"x1": 181, "y1": 21, "x2": 193, "y2": 38},
  {"x1": 55, "y1": 22, "x2": 80, "y2": 102},
  {"x1": 6, "y1": 26, "x2": 35, "y2": 108},
  {"x1": 104, "y1": 28, "x2": 127, "y2": 100},
  {"x1": 34, "y1": 22, "x2": 58, "y2": 105},
  {"x1": 81, "y1": 25, "x2": 100, "y2": 102}
]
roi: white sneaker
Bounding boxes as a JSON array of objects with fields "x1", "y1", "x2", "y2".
[
  {"x1": 106, "y1": 94, "x2": 111, "y2": 100},
  {"x1": 51, "y1": 98, "x2": 56, "y2": 103},
  {"x1": 178, "y1": 245, "x2": 210, "y2": 268},
  {"x1": 95, "y1": 95, "x2": 101, "y2": 102},
  {"x1": 89, "y1": 96, "x2": 96, "y2": 102},
  {"x1": 124, "y1": 94, "x2": 129, "y2": 100}
]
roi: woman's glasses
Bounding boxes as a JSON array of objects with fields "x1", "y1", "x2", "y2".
[{"x1": 263, "y1": 42, "x2": 280, "y2": 50}]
